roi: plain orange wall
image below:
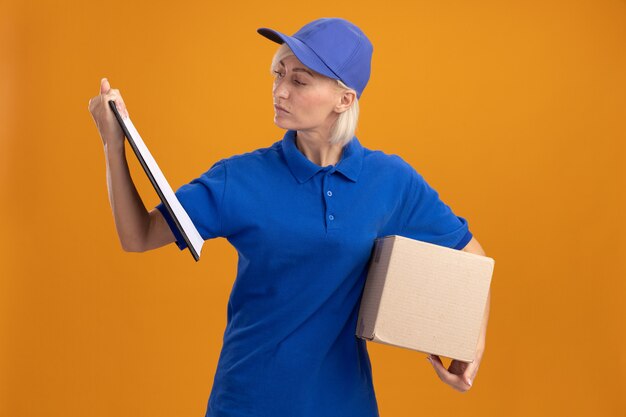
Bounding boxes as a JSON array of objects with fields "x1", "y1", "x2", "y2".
[{"x1": 1, "y1": 0, "x2": 625, "y2": 416}]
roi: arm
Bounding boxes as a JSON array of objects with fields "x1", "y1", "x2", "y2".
[
  {"x1": 427, "y1": 236, "x2": 491, "y2": 392},
  {"x1": 89, "y1": 78, "x2": 175, "y2": 252},
  {"x1": 462, "y1": 237, "x2": 490, "y2": 355}
]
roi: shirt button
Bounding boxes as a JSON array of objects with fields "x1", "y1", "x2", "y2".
[
  {"x1": 327, "y1": 190, "x2": 333, "y2": 197},
  {"x1": 328, "y1": 214, "x2": 335, "y2": 221}
]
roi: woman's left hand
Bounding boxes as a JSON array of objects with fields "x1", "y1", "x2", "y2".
[
  {"x1": 426, "y1": 351, "x2": 482, "y2": 393},
  {"x1": 427, "y1": 238, "x2": 489, "y2": 393}
]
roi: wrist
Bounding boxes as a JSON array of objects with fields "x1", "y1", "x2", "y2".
[
  {"x1": 103, "y1": 139, "x2": 125, "y2": 155},
  {"x1": 475, "y1": 344, "x2": 485, "y2": 357}
]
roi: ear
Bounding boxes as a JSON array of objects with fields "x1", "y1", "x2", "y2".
[{"x1": 334, "y1": 90, "x2": 356, "y2": 114}]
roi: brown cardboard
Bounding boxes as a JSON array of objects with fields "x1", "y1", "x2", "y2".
[{"x1": 356, "y1": 235, "x2": 494, "y2": 362}]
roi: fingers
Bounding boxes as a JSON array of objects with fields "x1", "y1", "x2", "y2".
[
  {"x1": 427, "y1": 355, "x2": 458, "y2": 386},
  {"x1": 111, "y1": 93, "x2": 129, "y2": 119},
  {"x1": 98, "y1": 78, "x2": 129, "y2": 119},
  {"x1": 427, "y1": 354, "x2": 473, "y2": 392}
]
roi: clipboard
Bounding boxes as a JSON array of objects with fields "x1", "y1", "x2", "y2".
[{"x1": 108, "y1": 100, "x2": 203, "y2": 261}]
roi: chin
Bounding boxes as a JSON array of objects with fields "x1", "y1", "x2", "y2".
[{"x1": 273, "y1": 117, "x2": 296, "y2": 130}]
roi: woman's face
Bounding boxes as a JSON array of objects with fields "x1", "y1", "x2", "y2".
[{"x1": 272, "y1": 54, "x2": 343, "y2": 134}]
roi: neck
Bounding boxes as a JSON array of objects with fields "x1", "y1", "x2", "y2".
[{"x1": 295, "y1": 130, "x2": 344, "y2": 167}]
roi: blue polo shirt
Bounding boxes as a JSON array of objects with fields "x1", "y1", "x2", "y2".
[{"x1": 156, "y1": 129, "x2": 472, "y2": 417}]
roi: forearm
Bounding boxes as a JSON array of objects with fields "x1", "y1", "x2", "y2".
[
  {"x1": 476, "y1": 290, "x2": 490, "y2": 354},
  {"x1": 104, "y1": 142, "x2": 150, "y2": 252},
  {"x1": 462, "y1": 237, "x2": 490, "y2": 355}
]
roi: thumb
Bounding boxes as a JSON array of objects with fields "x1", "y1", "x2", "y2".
[
  {"x1": 100, "y1": 77, "x2": 110, "y2": 94},
  {"x1": 462, "y1": 361, "x2": 478, "y2": 387}
]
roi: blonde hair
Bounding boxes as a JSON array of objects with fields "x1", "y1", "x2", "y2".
[{"x1": 270, "y1": 43, "x2": 360, "y2": 147}]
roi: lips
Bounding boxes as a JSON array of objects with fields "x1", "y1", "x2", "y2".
[{"x1": 274, "y1": 104, "x2": 290, "y2": 113}]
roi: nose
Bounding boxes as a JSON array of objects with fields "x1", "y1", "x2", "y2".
[{"x1": 273, "y1": 77, "x2": 289, "y2": 99}]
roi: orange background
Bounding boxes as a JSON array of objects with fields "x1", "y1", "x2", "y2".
[{"x1": 1, "y1": 0, "x2": 625, "y2": 416}]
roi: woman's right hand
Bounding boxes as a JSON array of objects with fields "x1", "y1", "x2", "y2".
[{"x1": 88, "y1": 78, "x2": 129, "y2": 148}]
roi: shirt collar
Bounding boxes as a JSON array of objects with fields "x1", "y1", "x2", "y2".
[{"x1": 281, "y1": 130, "x2": 364, "y2": 184}]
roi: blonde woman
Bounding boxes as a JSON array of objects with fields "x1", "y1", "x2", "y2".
[{"x1": 88, "y1": 17, "x2": 490, "y2": 417}]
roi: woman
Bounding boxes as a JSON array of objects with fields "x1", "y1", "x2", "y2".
[{"x1": 88, "y1": 17, "x2": 490, "y2": 417}]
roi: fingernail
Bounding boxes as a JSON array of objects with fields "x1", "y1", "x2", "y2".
[{"x1": 467, "y1": 379, "x2": 473, "y2": 387}]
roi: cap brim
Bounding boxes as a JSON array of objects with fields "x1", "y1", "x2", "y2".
[
  {"x1": 257, "y1": 28, "x2": 284, "y2": 44},
  {"x1": 257, "y1": 27, "x2": 339, "y2": 81}
]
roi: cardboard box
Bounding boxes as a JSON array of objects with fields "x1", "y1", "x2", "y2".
[{"x1": 356, "y1": 235, "x2": 494, "y2": 362}]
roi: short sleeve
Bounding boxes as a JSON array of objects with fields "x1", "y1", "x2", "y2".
[
  {"x1": 155, "y1": 160, "x2": 226, "y2": 250},
  {"x1": 399, "y1": 169, "x2": 472, "y2": 250}
]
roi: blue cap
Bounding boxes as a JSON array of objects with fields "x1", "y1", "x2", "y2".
[{"x1": 257, "y1": 18, "x2": 373, "y2": 99}]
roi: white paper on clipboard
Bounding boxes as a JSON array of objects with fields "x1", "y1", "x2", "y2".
[{"x1": 108, "y1": 100, "x2": 203, "y2": 261}]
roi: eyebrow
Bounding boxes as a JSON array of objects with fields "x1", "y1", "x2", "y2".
[{"x1": 279, "y1": 60, "x2": 315, "y2": 77}]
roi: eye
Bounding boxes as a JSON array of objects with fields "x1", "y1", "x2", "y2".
[{"x1": 272, "y1": 70, "x2": 306, "y2": 86}]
